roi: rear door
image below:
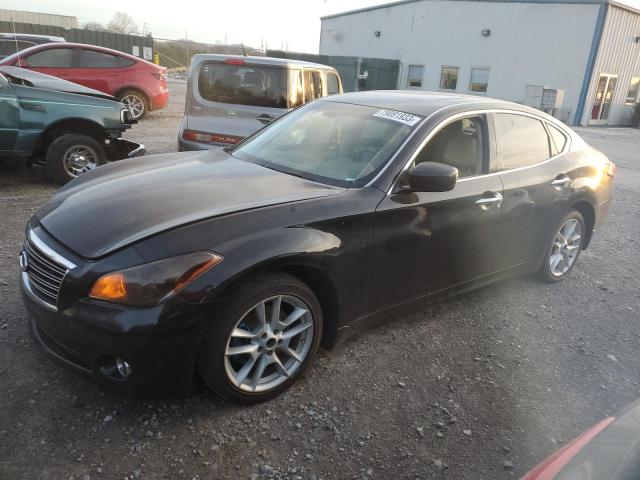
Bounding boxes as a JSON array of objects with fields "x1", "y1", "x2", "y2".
[
  {"x1": 370, "y1": 114, "x2": 504, "y2": 311},
  {"x1": 491, "y1": 112, "x2": 574, "y2": 270},
  {"x1": 188, "y1": 60, "x2": 291, "y2": 143}
]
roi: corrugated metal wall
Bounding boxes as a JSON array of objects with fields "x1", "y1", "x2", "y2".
[
  {"x1": 320, "y1": 0, "x2": 600, "y2": 124},
  {"x1": 266, "y1": 49, "x2": 399, "y2": 92},
  {"x1": 0, "y1": 21, "x2": 153, "y2": 59},
  {"x1": 581, "y1": 4, "x2": 640, "y2": 125}
]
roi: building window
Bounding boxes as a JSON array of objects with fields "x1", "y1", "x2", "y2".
[
  {"x1": 407, "y1": 65, "x2": 424, "y2": 88},
  {"x1": 625, "y1": 77, "x2": 640, "y2": 104},
  {"x1": 439, "y1": 66, "x2": 459, "y2": 90},
  {"x1": 469, "y1": 68, "x2": 490, "y2": 94}
]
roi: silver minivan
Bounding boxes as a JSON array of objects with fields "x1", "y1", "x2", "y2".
[{"x1": 178, "y1": 54, "x2": 343, "y2": 150}]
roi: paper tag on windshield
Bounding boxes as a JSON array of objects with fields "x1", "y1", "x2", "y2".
[{"x1": 373, "y1": 109, "x2": 422, "y2": 126}]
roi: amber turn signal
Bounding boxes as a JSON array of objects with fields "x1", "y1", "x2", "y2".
[{"x1": 89, "y1": 272, "x2": 127, "y2": 301}]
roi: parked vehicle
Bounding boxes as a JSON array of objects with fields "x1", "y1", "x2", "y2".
[
  {"x1": 0, "y1": 66, "x2": 144, "y2": 184},
  {"x1": 20, "y1": 92, "x2": 613, "y2": 401},
  {"x1": 0, "y1": 42, "x2": 168, "y2": 119},
  {"x1": 178, "y1": 54, "x2": 342, "y2": 150},
  {"x1": 523, "y1": 398, "x2": 640, "y2": 479},
  {"x1": 0, "y1": 33, "x2": 65, "y2": 59}
]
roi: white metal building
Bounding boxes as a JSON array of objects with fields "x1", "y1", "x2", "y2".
[
  {"x1": 0, "y1": 9, "x2": 78, "y2": 29},
  {"x1": 320, "y1": 0, "x2": 640, "y2": 126}
]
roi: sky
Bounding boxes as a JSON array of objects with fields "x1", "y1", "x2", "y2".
[{"x1": 7, "y1": 0, "x2": 640, "y2": 53}]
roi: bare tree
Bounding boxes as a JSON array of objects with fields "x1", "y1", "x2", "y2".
[
  {"x1": 107, "y1": 12, "x2": 138, "y2": 34},
  {"x1": 83, "y1": 22, "x2": 105, "y2": 31}
]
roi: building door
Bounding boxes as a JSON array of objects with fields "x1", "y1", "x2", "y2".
[{"x1": 590, "y1": 74, "x2": 618, "y2": 125}]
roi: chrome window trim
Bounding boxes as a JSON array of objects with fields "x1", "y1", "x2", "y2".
[
  {"x1": 386, "y1": 108, "x2": 572, "y2": 195},
  {"x1": 29, "y1": 229, "x2": 76, "y2": 270}
]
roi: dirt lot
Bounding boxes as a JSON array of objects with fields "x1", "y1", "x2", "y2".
[{"x1": 1, "y1": 83, "x2": 639, "y2": 480}]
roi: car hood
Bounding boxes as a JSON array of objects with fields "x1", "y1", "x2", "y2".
[
  {"x1": 0, "y1": 66, "x2": 117, "y2": 101},
  {"x1": 36, "y1": 150, "x2": 343, "y2": 259}
]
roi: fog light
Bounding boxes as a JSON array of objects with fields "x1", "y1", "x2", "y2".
[{"x1": 115, "y1": 358, "x2": 132, "y2": 378}]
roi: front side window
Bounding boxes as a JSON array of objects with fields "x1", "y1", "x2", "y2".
[
  {"x1": 407, "y1": 65, "x2": 424, "y2": 88},
  {"x1": 233, "y1": 101, "x2": 421, "y2": 187},
  {"x1": 78, "y1": 49, "x2": 134, "y2": 68},
  {"x1": 439, "y1": 66, "x2": 459, "y2": 91},
  {"x1": 469, "y1": 68, "x2": 490, "y2": 93},
  {"x1": 494, "y1": 113, "x2": 551, "y2": 171},
  {"x1": 25, "y1": 48, "x2": 74, "y2": 68},
  {"x1": 414, "y1": 116, "x2": 486, "y2": 178},
  {"x1": 198, "y1": 62, "x2": 288, "y2": 108},
  {"x1": 326, "y1": 72, "x2": 340, "y2": 95},
  {"x1": 625, "y1": 76, "x2": 640, "y2": 104}
]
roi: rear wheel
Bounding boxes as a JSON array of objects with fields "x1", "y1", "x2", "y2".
[
  {"x1": 197, "y1": 273, "x2": 323, "y2": 403},
  {"x1": 45, "y1": 133, "x2": 106, "y2": 184},
  {"x1": 118, "y1": 90, "x2": 148, "y2": 120},
  {"x1": 537, "y1": 210, "x2": 585, "y2": 283}
]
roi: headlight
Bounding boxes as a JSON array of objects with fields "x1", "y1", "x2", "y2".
[{"x1": 89, "y1": 252, "x2": 222, "y2": 307}]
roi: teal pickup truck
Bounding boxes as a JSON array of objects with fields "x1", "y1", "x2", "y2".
[{"x1": 0, "y1": 66, "x2": 144, "y2": 184}]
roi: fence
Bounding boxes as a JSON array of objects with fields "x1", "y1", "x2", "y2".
[
  {"x1": 0, "y1": 21, "x2": 154, "y2": 60},
  {"x1": 266, "y1": 50, "x2": 400, "y2": 92}
]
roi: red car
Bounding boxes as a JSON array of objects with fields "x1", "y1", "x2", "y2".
[{"x1": 0, "y1": 42, "x2": 168, "y2": 119}]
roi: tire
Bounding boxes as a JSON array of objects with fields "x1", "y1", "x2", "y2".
[
  {"x1": 118, "y1": 90, "x2": 149, "y2": 120},
  {"x1": 537, "y1": 209, "x2": 586, "y2": 283},
  {"x1": 46, "y1": 133, "x2": 106, "y2": 185},
  {"x1": 197, "y1": 273, "x2": 323, "y2": 404}
]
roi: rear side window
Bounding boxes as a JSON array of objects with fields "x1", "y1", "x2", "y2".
[
  {"x1": 78, "y1": 49, "x2": 134, "y2": 68},
  {"x1": 198, "y1": 62, "x2": 288, "y2": 108},
  {"x1": 547, "y1": 124, "x2": 568, "y2": 154},
  {"x1": 493, "y1": 113, "x2": 551, "y2": 171},
  {"x1": 304, "y1": 70, "x2": 323, "y2": 101},
  {"x1": 326, "y1": 72, "x2": 340, "y2": 95},
  {"x1": 26, "y1": 48, "x2": 74, "y2": 68},
  {"x1": 289, "y1": 69, "x2": 304, "y2": 108}
]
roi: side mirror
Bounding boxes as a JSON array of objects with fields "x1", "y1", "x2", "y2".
[{"x1": 406, "y1": 162, "x2": 458, "y2": 192}]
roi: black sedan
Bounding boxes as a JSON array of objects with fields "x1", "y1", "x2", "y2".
[{"x1": 19, "y1": 91, "x2": 614, "y2": 402}]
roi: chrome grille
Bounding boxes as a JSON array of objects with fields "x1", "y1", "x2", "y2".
[{"x1": 21, "y1": 231, "x2": 75, "y2": 311}]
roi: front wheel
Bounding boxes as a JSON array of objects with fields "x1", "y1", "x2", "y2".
[
  {"x1": 45, "y1": 133, "x2": 106, "y2": 184},
  {"x1": 537, "y1": 210, "x2": 585, "y2": 283},
  {"x1": 197, "y1": 273, "x2": 323, "y2": 404}
]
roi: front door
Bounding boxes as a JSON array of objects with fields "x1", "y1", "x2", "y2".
[
  {"x1": 0, "y1": 75, "x2": 19, "y2": 153},
  {"x1": 370, "y1": 114, "x2": 503, "y2": 312},
  {"x1": 590, "y1": 74, "x2": 618, "y2": 125}
]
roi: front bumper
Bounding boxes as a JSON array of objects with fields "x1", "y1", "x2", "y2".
[
  {"x1": 108, "y1": 138, "x2": 146, "y2": 161},
  {"x1": 19, "y1": 230, "x2": 210, "y2": 398}
]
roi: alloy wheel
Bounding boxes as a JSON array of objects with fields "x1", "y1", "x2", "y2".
[
  {"x1": 121, "y1": 94, "x2": 145, "y2": 119},
  {"x1": 62, "y1": 145, "x2": 98, "y2": 177},
  {"x1": 224, "y1": 295, "x2": 314, "y2": 393},
  {"x1": 549, "y1": 218, "x2": 582, "y2": 277}
]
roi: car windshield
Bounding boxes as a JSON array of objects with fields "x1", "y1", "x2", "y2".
[{"x1": 232, "y1": 101, "x2": 421, "y2": 187}]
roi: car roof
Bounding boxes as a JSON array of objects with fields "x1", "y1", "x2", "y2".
[
  {"x1": 323, "y1": 90, "x2": 558, "y2": 121},
  {"x1": 191, "y1": 54, "x2": 337, "y2": 71}
]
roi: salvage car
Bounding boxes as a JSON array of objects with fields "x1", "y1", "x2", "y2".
[
  {"x1": 20, "y1": 91, "x2": 613, "y2": 402},
  {"x1": 179, "y1": 55, "x2": 342, "y2": 149},
  {"x1": 0, "y1": 66, "x2": 144, "y2": 184},
  {"x1": 0, "y1": 42, "x2": 168, "y2": 120},
  {"x1": 0, "y1": 33, "x2": 65, "y2": 59}
]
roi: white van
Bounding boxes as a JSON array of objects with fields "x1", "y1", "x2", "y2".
[{"x1": 178, "y1": 54, "x2": 343, "y2": 150}]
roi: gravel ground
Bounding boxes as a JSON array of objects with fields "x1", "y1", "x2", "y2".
[{"x1": 1, "y1": 84, "x2": 639, "y2": 480}]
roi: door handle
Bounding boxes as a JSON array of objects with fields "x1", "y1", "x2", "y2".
[
  {"x1": 475, "y1": 192, "x2": 503, "y2": 210},
  {"x1": 551, "y1": 176, "x2": 571, "y2": 188},
  {"x1": 257, "y1": 114, "x2": 275, "y2": 125}
]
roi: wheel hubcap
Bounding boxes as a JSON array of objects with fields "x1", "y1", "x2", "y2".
[
  {"x1": 62, "y1": 145, "x2": 98, "y2": 177},
  {"x1": 549, "y1": 218, "x2": 582, "y2": 276},
  {"x1": 122, "y1": 95, "x2": 145, "y2": 119},
  {"x1": 224, "y1": 295, "x2": 314, "y2": 393}
]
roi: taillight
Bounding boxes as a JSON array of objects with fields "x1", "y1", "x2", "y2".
[
  {"x1": 224, "y1": 58, "x2": 246, "y2": 65},
  {"x1": 182, "y1": 129, "x2": 243, "y2": 145},
  {"x1": 606, "y1": 161, "x2": 616, "y2": 177}
]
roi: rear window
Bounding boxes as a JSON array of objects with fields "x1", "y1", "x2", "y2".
[
  {"x1": 198, "y1": 62, "x2": 288, "y2": 108},
  {"x1": 326, "y1": 72, "x2": 340, "y2": 95}
]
